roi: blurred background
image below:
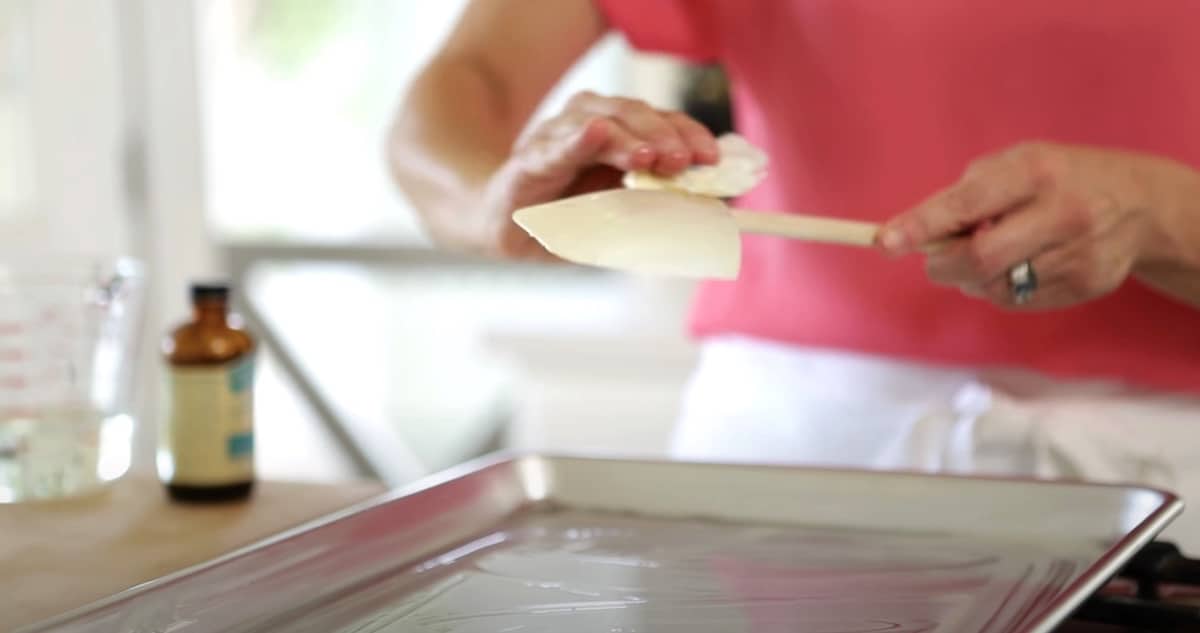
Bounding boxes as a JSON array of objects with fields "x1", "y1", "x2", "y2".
[{"x1": 0, "y1": 0, "x2": 732, "y2": 486}]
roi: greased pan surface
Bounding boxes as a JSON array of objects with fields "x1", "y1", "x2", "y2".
[{"x1": 22, "y1": 454, "x2": 1182, "y2": 633}]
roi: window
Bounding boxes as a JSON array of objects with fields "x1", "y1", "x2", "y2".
[
  {"x1": 0, "y1": 0, "x2": 35, "y2": 221},
  {"x1": 199, "y1": 1, "x2": 654, "y2": 245}
]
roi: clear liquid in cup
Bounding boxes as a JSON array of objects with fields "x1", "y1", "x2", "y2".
[{"x1": 0, "y1": 405, "x2": 134, "y2": 502}]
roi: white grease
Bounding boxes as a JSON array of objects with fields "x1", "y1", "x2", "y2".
[{"x1": 623, "y1": 133, "x2": 768, "y2": 198}]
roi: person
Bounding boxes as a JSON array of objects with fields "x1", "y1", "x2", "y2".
[{"x1": 388, "y1": 1, "x2": 1200, "y2": 547}]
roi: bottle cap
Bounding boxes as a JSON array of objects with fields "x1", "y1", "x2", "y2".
[{"x1": 190, "y1": 282, "x2": 230, "y2": 302}]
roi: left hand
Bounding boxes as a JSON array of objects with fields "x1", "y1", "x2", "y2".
[{"x1": 878, "y1": 141, "x2": 1173, "y2": 310}]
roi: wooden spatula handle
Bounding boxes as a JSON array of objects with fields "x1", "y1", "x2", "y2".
[{"x1": 730, "y1": 210, "x2": 879, "y2": 247}]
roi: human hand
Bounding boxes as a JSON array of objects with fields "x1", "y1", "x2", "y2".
[
  {"x1": 878, "y1": 141, "x2": 1184, "y2": 310},
  {"x1": 482, "y1": 91, "x2": 719, "y2": 259}
]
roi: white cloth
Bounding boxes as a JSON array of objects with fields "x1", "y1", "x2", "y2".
[{"x1": 672, "y1": 335, "x2": 1200, "y2": 552}]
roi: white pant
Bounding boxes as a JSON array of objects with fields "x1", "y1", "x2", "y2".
[{"x1": 672, "y1": 336, "x2": 1200, "y2": 552}]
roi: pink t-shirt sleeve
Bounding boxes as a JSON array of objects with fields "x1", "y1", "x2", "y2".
[{"x1": 594, "y1": 0, "x2": 720, "y2": 62}]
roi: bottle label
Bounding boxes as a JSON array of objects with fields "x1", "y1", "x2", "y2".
[{"x1": 164, "y1": 357, "x2": 254, "y2": 485}]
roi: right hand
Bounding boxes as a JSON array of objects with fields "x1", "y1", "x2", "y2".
[{"x1": 481, "y1": 91, "x2": 721, "y2": 259}]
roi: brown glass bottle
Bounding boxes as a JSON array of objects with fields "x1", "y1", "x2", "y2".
[{"x1": 161, "y1": 283, "x2": 256, "y2": 502}]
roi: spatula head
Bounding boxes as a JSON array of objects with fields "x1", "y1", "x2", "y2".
[{"x1": 512, "y1": 188, "x2": 741, "y2": 280}]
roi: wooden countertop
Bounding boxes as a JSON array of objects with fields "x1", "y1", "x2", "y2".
[{"x1": 1, "y1": 475, "x2": 385, "y2": 631}]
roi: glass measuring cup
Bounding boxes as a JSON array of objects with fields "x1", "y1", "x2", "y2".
[{"x1": 0, "y1": 256, "x2": 144, "y2": 502}]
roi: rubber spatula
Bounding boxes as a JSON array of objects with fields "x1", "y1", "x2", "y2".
[{"x1": 512, "y1": 188, "x2": 882, "y2": 280}]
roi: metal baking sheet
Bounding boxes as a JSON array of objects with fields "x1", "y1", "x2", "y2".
[{"x1": 22, "y1": 454, "x2": 1182, "y2": 633}]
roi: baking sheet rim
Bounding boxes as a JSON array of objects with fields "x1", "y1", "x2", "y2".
[{"x1": 19, "y1": 451, "x2": 1185, "y2": 633}]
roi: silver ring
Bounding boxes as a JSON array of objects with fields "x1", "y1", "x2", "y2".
[{"x1": 1008, "y1": 260, "x2": 1037, "y2": 305}]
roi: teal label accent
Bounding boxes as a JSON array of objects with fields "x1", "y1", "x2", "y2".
[
  {"x1": 228, "y1": 358, "x2": 255, "y2": 393},
  {"x1": 228, "y1": 432, "x2": 254, "y2": 458}
]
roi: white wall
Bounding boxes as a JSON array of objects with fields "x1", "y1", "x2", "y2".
[
  {"x1": 119, "y1": 0, "x2": 224, "y2": 472},
  {"x1": 1, "y1": 0, "x2": 128, "y2": 255}
]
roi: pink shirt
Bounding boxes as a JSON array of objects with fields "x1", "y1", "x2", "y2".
[{"x1": 597, "y1": 0, "x2": 1200, "y2": 394}]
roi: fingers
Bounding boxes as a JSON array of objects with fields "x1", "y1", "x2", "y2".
[
  {"x1": 664, "y1": 111, "x2": 720, "y2": 165},
  {"x1": 571, "y1": 92, "x2": 717, "y2": 175},
  {"x1": 584, "y1": 117, "x2": 657, "y2": 171},
  {"x1": 895, "y1": 141, "x2": 1147, "y2": 311},
  {"x1": 519, "y1": 114, "x2": 645, "y2": 177},
  {"x1": 494, "y1": 92, "x2": 719, "y2": 261},
  {"x1": 880, "y1": 142, "x2": 1056, "y2": 255},
  {"x1": 519, "y1": 95, "x2": 718, "y2": 179},
  {"x1": 925, "y1": 200, "x2": 1069, "y2": 309},
  {"x1": 556, "y1": 115, "x2": 622, "y2": 165},
  {"x1": 594, "y1": 97, "x2": 691, "y2": 174},
  {"x1": 959, "y1": 250, "x2": 1077, "y2": 311},
  {"x1": 924, "y1": 199, "x2": 1071, "y2": 287},
  {"x1": 948, "y1": 228, "x2": 1125, "y2": 311}
]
